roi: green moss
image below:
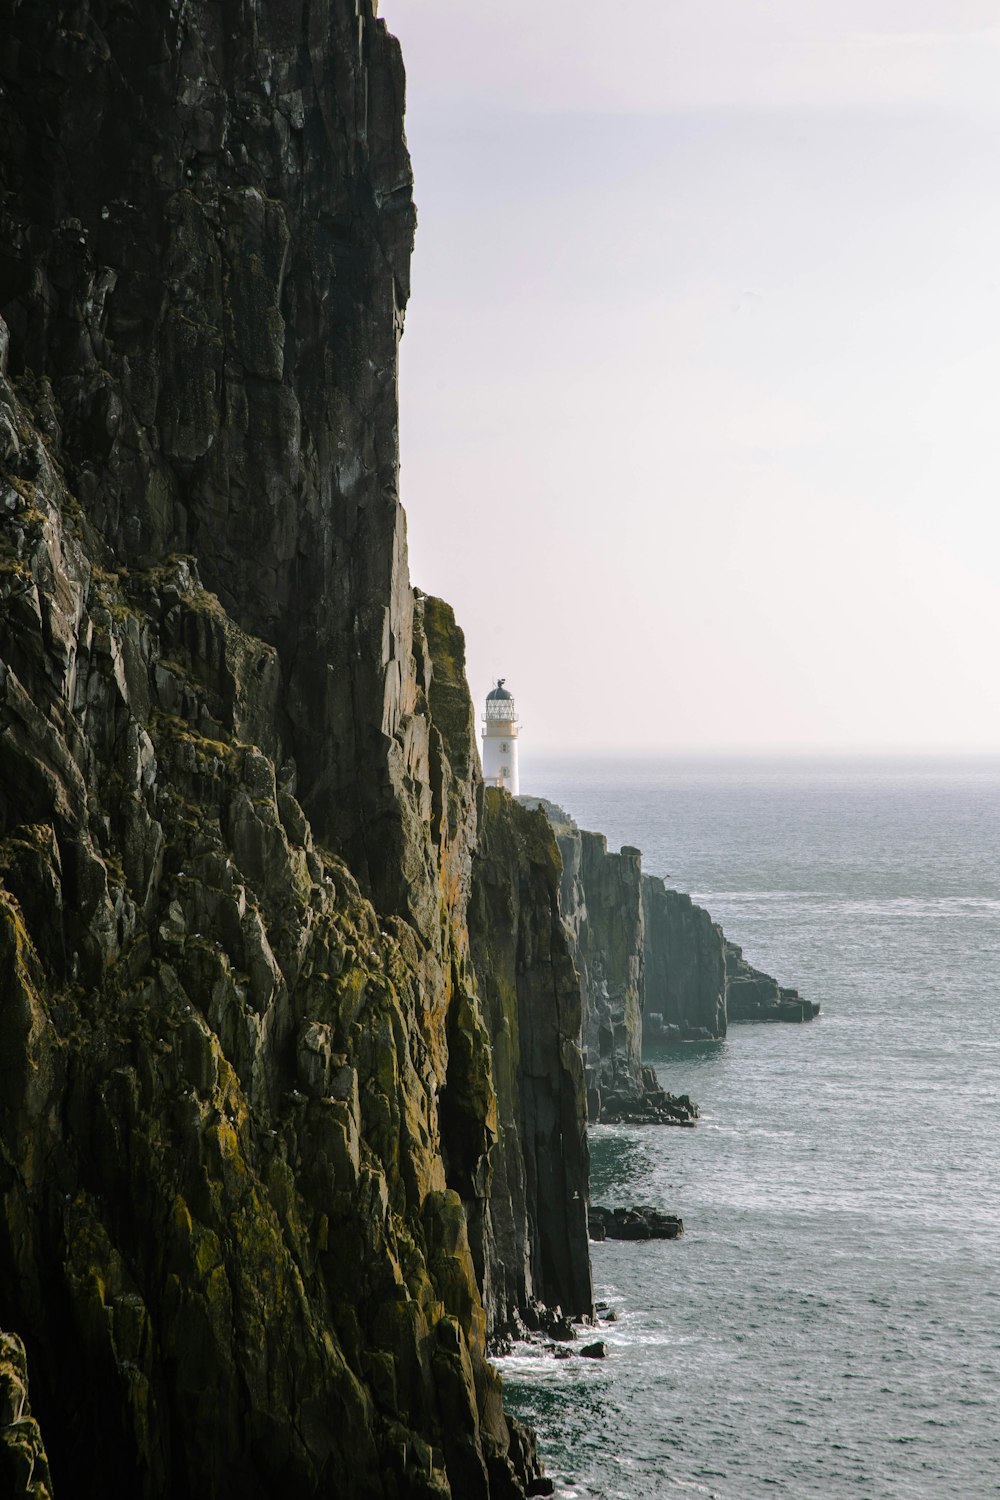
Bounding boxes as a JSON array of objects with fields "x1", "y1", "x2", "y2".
[{"x1": 151, "y1": 711, "x2": 241, "y2": 770}]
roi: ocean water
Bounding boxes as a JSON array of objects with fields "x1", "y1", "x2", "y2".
[{"x1": 497, "y1": 757, "x2": 1000, "y2": 1500}]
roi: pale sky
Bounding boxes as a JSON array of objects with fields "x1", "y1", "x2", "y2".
[{"x1": 380, "y1": 1, "x2": 1000, "y2": 754}]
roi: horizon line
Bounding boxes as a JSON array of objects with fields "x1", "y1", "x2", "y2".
[{"x1": 521, "y1": 745, "x2": 1000, "y2": 761}]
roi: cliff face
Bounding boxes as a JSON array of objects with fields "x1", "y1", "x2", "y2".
[
  {"x1": 0, "y1": 408, "x2": 533, "y2": 1493},
  {"x1": 523, "y1": 801, "x2": 693, "y2": 1125},
  {"x1": 641, "y1": 877, "x2": 727, "y2": 1040},
  {"x1": 526, "y1": 800, "x2": 812, "y2": 1079},
  {"x1": 0, "y1": 0, "x2": 434, "y2": 927},
  {"x1": 0, "y1": 5, "x2": 565, "y2": 1496},
  {"x1": 468, "y1": 793, "x2": 592, "y2": 1337},
  {"x1": 576, "y1": 834, "x2": 646, "y2": 1103},
  {"x1": 535, "y1": 803, "x2": 644, "y2": 1107}
]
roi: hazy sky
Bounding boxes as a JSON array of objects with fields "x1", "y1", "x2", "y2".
[{"x1": 380, "y1": 1, "x2": 1000, "y2": 754}]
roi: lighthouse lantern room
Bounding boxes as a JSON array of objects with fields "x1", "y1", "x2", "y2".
[{"x1": 482, "y1": 679, "x2": 520, "y2": 795}]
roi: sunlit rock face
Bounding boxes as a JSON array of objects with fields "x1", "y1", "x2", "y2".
[
  {"x1": 0, "y1": 5, "x2": 568, "y2": 1495},
  {"x1": 0, "y1": 1331, "x2": 53, "y2": 1500}
]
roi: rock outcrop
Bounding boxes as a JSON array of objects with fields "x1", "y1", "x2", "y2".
[
  {"x1": 0, "y1": 4, "x2": 576, "y2": 1496},
  {"x1": 725, "y1": 942, "x2": 820, "y2": 1022},
  {"x1": 587, "y1": 1206, "x2": 684, "y2": 1242},
  {"x1": 0, "y1": 1332, "x2": 53, "y2": 1500}
]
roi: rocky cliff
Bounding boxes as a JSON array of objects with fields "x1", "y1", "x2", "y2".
[
  {"x1": 521, "y1": 800, "x2": 697, "y2": 1125},
  {"x1": 528, "y1": 803, "x2": 642, "y2": 1104},
  {"x1": 0, "y1": 4, "x2": 571, "y2": 1496},
  {"x1": 468, "y1": 792, "x2": 592, "y2": 1339},
  {"x1": 642, "y1": 877, "x2": 727, "y2": 1040},
  {"x1": 524, "y1": 800, "x2": 814, "y2": 1070}
]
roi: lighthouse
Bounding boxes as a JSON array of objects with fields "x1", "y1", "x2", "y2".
[{"x1": 481, "y1": 679, "x2": 520, "y2": 795}]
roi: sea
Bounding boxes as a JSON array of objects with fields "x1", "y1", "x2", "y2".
[{"x1": 496, "y1": 756, "x2": 1000, "y2": 1500}]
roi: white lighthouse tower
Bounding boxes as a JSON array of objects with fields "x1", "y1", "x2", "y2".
[{"x1": 481, "y1": 679, "x2": 520, "y2": 795}]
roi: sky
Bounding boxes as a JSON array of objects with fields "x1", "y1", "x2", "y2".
[{"x1": 379, "y1": 1, "x2": 1000, "y2": 755}]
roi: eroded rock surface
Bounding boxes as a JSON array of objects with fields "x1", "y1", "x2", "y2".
[
  {"x1": 0, "y1": 418, "x2": 533, "y2": 1492},
  {"x1": 0, "y1": 1332, "x2": 53, "y2": 1500}
]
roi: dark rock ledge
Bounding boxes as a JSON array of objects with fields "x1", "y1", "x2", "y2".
[
  {"x1": 594, "y1": 1067, "x2": 698, "y2": 1127},
  {"x1": 726, "y1": 942, "x2": 822, "y2": 1022},
  {"x1": 588, "y1": 1206, "x2": 684, "y2": 1243}
]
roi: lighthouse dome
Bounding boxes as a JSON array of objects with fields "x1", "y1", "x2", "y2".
[{"x1": 484, "y1": 679, "x2": 518, "y2": 722}]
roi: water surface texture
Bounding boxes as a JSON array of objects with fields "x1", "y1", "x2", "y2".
[{"x1": 499, "y1": 757, "x2": 1000, "y2": 1499}]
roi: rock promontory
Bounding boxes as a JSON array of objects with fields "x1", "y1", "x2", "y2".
[
  {"x1": 520, "y1": 799, "x2": 816, "y2": 1074},
  {"x1": 520, "y1": 800, "x2": 697, "y2": 1124},
  {"x1": 725, "y1": 941, "x2": 821, "y2": 1022}
]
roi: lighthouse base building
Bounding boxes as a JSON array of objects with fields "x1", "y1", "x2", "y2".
[{"x1": 482, "y1": 679, "x2": 520, "y2": 795}]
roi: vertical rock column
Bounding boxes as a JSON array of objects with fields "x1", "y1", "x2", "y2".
[
  {"x1": 576, "y1": 834, "x2": 646, "y2": 1110},
  {"x1": 0, "y1": 5, "x2": 565, "y2": 1494},
  {"x1": 469, "y1": 794, "x2": 593, "y2": 1336}
]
